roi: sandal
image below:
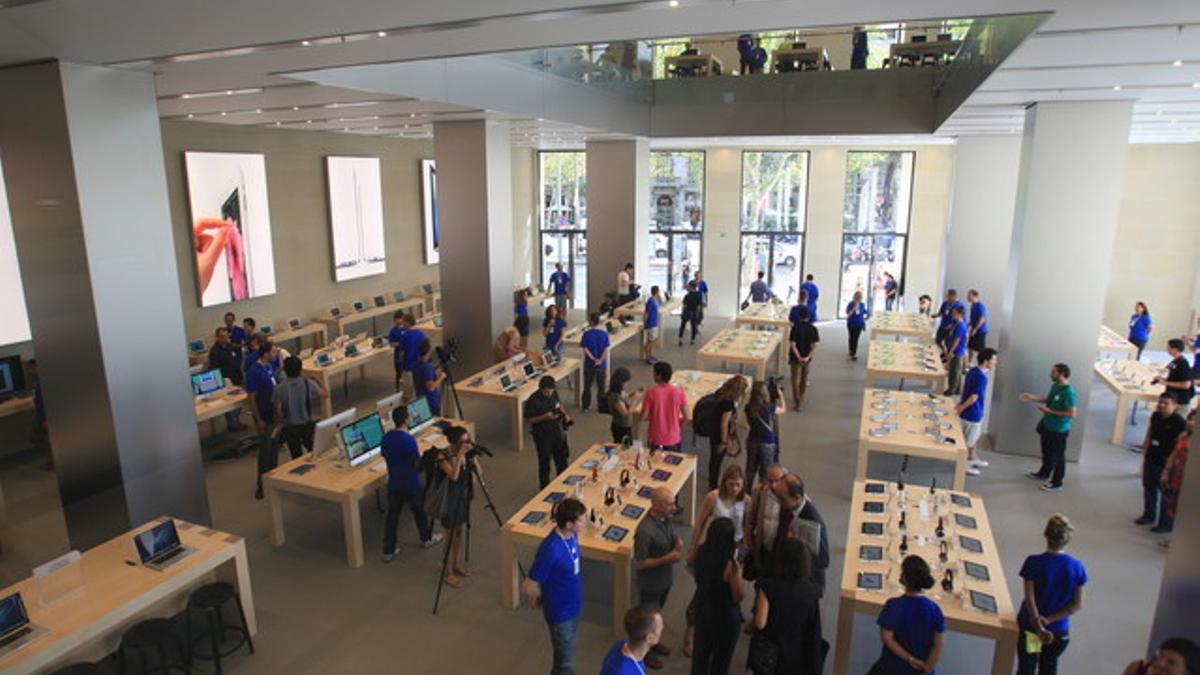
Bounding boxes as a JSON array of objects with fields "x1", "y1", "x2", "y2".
[
  {"x1": 454, "y1": 566, "x2": 472, "y2": 577},
  {"x1": 443, "y1": 575, "x2": 464, "y2": 588}
]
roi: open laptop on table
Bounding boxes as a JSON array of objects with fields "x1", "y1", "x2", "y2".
[
  {"x1": 498, "y1": 372, "x2": 519, "y2": 393},
  {"x1": 134, "y1": 519, "x2": 196, "y2": 572},
  {"x1": 0, "y1": 592, "x2": 46, "y2": 656}
]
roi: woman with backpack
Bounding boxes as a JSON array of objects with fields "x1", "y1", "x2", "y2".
[
  {"x1": 605, "y1": 367, "x2": 643, "y2": 444},
  {"x1": 697, "y1": 376, "x2": 748, "y2": 490}
]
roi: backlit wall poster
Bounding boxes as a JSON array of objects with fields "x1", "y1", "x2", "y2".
[
  {"x1": 420, "y1": 159, "x2": 440, "y2": 265},
  {"x1": 184, "y1": 151, "x2": 277, "y2": 307},
  {"x1": 0, "y1": 157, "x2": 32, "y2": 346},
  {"x1": 327, "y1": 156, "x2": 386, "y2": 282}
]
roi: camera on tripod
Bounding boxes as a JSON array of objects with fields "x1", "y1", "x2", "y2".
[
  {"x1": 436, "y1": 339, "x2": 460, "y2": 365},
  {"x1": 465, "y1": 443, "x2": 494, "y2": 460}
]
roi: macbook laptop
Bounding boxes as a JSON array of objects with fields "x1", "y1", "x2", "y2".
[
  {"x1": 393, "y1": 291, "x2": 407, "y2": 302},
  {"x1": 315, "y1": 352, "x2": 333, "y2": 367},
  {"x1": 523, "y1": 360, "x2": 541, "y2": 379},
  {"x1": 287, "y1": 318, "x2": 303, "y2": 330},
  {"x1": 187, "y1": 339, "x2": 206, "y2": 355},
  {"x1": 352, "y1": 301, "x2": 367, "y2": 313},
  {"x1": 373, "y1": 295, "x2": 387, "y2": 308},
  {"x1": 498, "y1": 373, "x2": 518, "y2": 392},
  {"x1": 422, "y1": 283, "x2": 435, "y2": 295},
  {"x1": 330, "y1": 307, "x2": 343, "y2": 318},
  {"x1": 134, "y1": 519, "x2": 196, "y2": 571},
  {"x1": 259, "y1": 325, "x2": 273, "y2": 336},
  {"x1": 543, "y1": 348, "x2": 560, "y2": 368},
  {"x1": 0, "y1": 592, "x2": 46, "y2": 655}
]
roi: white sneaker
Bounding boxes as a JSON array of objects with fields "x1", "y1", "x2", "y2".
[
  {"x1": 382, "y1": 548, "x2": 399, "y2": 563},
  {"x1": 966, "y1": 466, "x2": 981, "y2": 476},
  {"x1": 422, "y1": 532, "x2": 445, "y2": 549},
  {"x1": 969, "y1": 458, "x2": 989, "y2": 468}
]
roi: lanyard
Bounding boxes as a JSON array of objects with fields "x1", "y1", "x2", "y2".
[{"x1": 558, "y1": 532, "x2": 580, "y2": 574}]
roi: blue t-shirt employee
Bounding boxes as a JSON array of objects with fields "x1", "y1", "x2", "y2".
[
  {"x1": 523, "y1": 498, "x2": 587, "y2": 675},
  {"x1": 933, "y1": 289, "x2": 964, "y2": 348},
  {"x1": 1127, "y1": 301, "x2": 1153, "y2": 360},
  {"x1": 549, "y1": 263, "x2": 571, "y2": 299},
  {"x1": 1017, "y1": 514, "x2": 1087, "y2": 673},
  {"x1": 966, "y1": 289, "x2": 988, "y2": 352},
  {"x1": 245, "y1": 343, "x2": 280, "y2": 499},
  {"x1": 380, "y1": 405, "x2": 442, "y2": 559},
  {"x1": 800, "y1": 275, "x2": 820, "y2": 322}
]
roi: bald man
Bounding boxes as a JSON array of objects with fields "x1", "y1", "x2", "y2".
[{"x1": 633, "y1": 485, "x2": 682, "y2": 668}]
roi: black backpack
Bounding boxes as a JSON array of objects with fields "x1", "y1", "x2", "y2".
[{"x1": 693, "y1": 393, "x2": 720, "y2": 438}]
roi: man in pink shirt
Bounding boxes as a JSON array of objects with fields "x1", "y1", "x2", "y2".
[{"x1": 637, "y1": 361, "x2": 691, "y2": 452}]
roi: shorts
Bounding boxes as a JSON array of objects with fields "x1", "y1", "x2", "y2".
[
  {"x1": 968, "y1": 332, "x2": 988, "y2": 352},
  {"x1": 961, "y1": 420, "x2": 982, "y2": 447},
  {"x1": 644, "y1": 327, "x2": 659, "y2": 343}
]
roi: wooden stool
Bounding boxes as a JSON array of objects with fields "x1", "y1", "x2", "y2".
[
  {"x1": 185, "y1": 582, "x2": 254, "y2": 675},
  {"x1": 119, "y1": 618, "x2": 189, "y2": 675}
]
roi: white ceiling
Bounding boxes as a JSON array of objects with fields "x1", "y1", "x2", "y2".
[{"x1": 1, "y1": 0, "x2": 1197, "y2": 145}]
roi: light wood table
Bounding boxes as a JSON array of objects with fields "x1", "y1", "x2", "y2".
[
  {"x1": 1094, "y1": 359, "x2": 1166, "y2": 444},
  {"x1": 265, "y1": 418, "x2": 473, "y2": 569},
  {"x1": 302, "y1": 341, "x2": 394, "y2": 418},
  {"x1": 865, "y1": 341, "x2": 947, "y2": 392},
  {"x1": 735, "y1": 302, "x2": 793, "y2": 371},
  {"x1": 0, "y1": 518, "x2": 256, "y2": 675},
  {"x1": 613, "y1": 297, "x2": 683, "y2": 349},
  {"x1": 265, "y1": 321, "x2": 327, "y2": 350},
  {"x1": 0, "y1": 395, "x2": 34, "y2": 419},
  {"x1": 871, "y1": 311, "x2": 935, "y2": 343},
  {"x1": 832, "y1": 479, "x2": 1017, "y2": 675},
  {"x1": 858, "y1": 389, "x2": 968, "y2": 490},
  {"x1": 417, "y1": 289, "x2": 442, "y2": 315},
  {"x1": 562, "y1": 319, "x2": 641, "y2": 356},
  {"x1": 1098, "y1": 325, "x2": 1137, "y2": 360},
  {"x1": 499, "y1": 442, "x2": 697, "y2": 636},
  {"x1": 888, "y1": 39, "x2": 962, "y2": 67},
  {"x1": 413, "y1": 314, "x2": 443, "y2": 345},
  {"x1": 669, "y1": 370, "x2": 750, "y2": 418},
  {"x1": 313, "y1": 297, "x2": 427, "y2": 338},
  {"x1": 665, "y1": 53, "x2": 724, "y2": 77},
  {"x1": 772, "y1": 46, "x2": 831, "y2": 72},
  {"x1": 193, "y1": 387, "x2": 248, "y2": 435},
  {"x1": 456, "y1": 356, "x2": 583, "y2": 452},
  {"x1": 696, "y1": 328, "x2": 782, "y2": 381}
]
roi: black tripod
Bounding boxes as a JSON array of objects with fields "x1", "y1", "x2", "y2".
[{"x1": 436, "y1": 340, "x2": 466, "y2": 421}]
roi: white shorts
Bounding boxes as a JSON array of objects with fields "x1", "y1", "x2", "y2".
[
  {"x1": 961, "y1": 420, "x2": 982, "y2": 448},
  {"x1": 644, "y1": 327, "x2": 660, "y2": 343}
]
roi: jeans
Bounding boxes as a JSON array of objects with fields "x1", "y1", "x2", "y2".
[
  {"x1": 536, "y1": 437, "x2": 570, "y2": 489},
  {"x1": 546, "y1": 616, "x2": 579, "y2": 675},
  {"x1": 255, "y1": 427, "x2": 282, "y2": 486},
  {"x1": 582, "y1": 362, "x2": 606, "y2": 410},
  {"x1": 1129, "y1": 337, "x2": 1147, "y2": 361},
  {"x1": 384, "y1": 488, "x2": 432, "y2": 553},
  {"x1": 946, "y1": 354, "x2": 964, "y2": 394},
  {"x1": 1142, "y1": 461, "x2": 1166, "y2": 523},
  {"x1": 707, "y1": 440, "x2": 727, "y2": 490},
  {"x1": 1016, "y1": 628, "x2": 1070, "y2": 675},
  {"x1": 885, "y1": 296, "x2": 895, "y2": 311},
  {"x1": 279, "y1": 422, "x2": 315, "y2": 460},
  {"x1": 611, "y1": 424, "x2": 633, "y2": 444},
  {"x1": 691, "y1": 609, "x2": 742, "y2": 675},
  {"x1": 848, "y1": 324, "x2": 864, "y2": 357},
  {"x1": 1036, "y1": 429, "x2": 1069, "y2": 487},
  {"x1": 744, "y1": 441, "x2": 777, "y2": 492},
  {"x1": 679, "y1": 311, "x2": 700, "y2": 342}
]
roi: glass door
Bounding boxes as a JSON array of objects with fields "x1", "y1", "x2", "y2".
[{"x1": 540, "y1": 231, "x2": 588, "y2": 310}]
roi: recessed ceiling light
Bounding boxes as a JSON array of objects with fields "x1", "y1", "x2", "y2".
[
  {"x1": 1172, "y1": 59, "x2": 1183, "y2": 67},
  {"x1": 275, "y1": 122, "x2": 281, "y2": 126},
  {"x1": 377, "y1": 31, "x2": 387, "y2": 37},
  {"x1": 323, "y1": 101, "x2": 378, "y2": 109},
  {"x1": 306, "y1": 119, "x2": 313, "y2": 124},
  {"x1": 1194, "y1": 82, "x2": 1200, "y2": 88},
  {"x1": 302, "y1": 40, "x2": 312, "y2": 46},
  {"x1": 254, "y1": 108, "x2": 262, "y2": 113},
  {"x1": 292, "y1": 106, "x2": 299, "y2": 111},
  {"x1": 1112, "y1": 85, "x2": 1121, "y2": 91},
  {"x1": 410, "y1": 113, "x2": 417, "y2": 118},
  {"x1": 179, "y1": 87, "x2": 262, "y2": 100},
  {"x1": 219, "y1": 111, "x2": 227, "y2": 116},
  {"x1": 1157, "y1": 110, "x2": 1163, "y2": 116},
  {"x1": 343, "y1": 127, "x2": 350, "y2": 132},
  {"x1": 187, "y1": 113, "x2": 194, "y2": 119}
]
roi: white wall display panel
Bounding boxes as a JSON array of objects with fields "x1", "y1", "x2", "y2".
[{"x1": 327, "y1": 156, "x2": 386, "y2": 282}]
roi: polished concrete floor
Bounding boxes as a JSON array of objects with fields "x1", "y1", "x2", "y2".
[{"x1": 0, "y1": 318, "x2": 1169, "y2": 674}]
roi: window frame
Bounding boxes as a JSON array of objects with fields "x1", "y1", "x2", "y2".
[{"x1": 736, "y1": 149, "x2": 812, "y2": 307}]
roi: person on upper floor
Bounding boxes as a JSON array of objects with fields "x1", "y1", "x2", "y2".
[
  {"x1": 1128, "y1": 301, "x2": 1153, "y2": 360},
  {"x1": 966, "y1": 288, "x2": 989, "y2": 359},
  {"x1": 747, "y1": 38, "x2": 768, "y2": 74},
  {"x1": 1017, "y1": 514, "x2": 1087, "y2": 675},
  {"x1": 870, "y1": 555, "x2": 945, "y2": 675},
  {"x1": 745, "y1": 271, "x2": 773, "y2": 305},
  {"x1": 223, "y1": 311, "x2": 247, "y2": 348},
  {"x1": 845, "y1": 290, "x2": 869, "y2": 361},
  {"x1": 737, "y1": 33, "x2": 756, "y2": 74},
  {"x1": 580, "y1": 312, "x2": 611, "y2": 413},
  {"x1": 542, "y1": 305, "x2": 568, "y2": 356},
  {"x1": 1153, "y1": 339, "x2": 1195, "y2": 408},
  {"x1": 548, "y1": 262, "x2": 571, "y2": 313},
  {"x1": 800, "y1": 274, "x2": 819, "y2": 321},
  {"x1": 851, "y1": 26, "x2": 870, "y2": 70}
]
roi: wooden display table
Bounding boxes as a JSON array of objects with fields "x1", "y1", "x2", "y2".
[
  {"x1": 413, "y1": 314, "x2": 443, "y2": 345},
  {"x1": 865, "y1": 341, "x2": 947, "y2": 392},
  {"x1": 265, "y1": 418, "x2": 472, "y2": 569},
  {"x1": 696, "y1": 328, "x2": 782, "y2": 381},
  {"x1": 772, "y1": 46, "x2": 831, "y2": 72},
  {"x1": 1094, "y1": 359, "x2": 1166, "y2": 444},
  {"x1": 665, "y1": 53, "x2": 724, "y2": 77},
  {"x1": 498, "y1": 441, "x2": 697, "y2": 635},
  {"x1": 302, "y1": 340, "x2": 394, "y2": 418},
  {"x1": 0, "y1": 518, "x2": 256, "y2": 675},
  {"x1": 833, "y1": 479, "x2": 1017, "y2": 675},
  {"x1": 416, "y1": 286, "x2": 442, "y2": 315},
  {"x1": 858, "y1": 389, "x2": 968, "y2": 490},
  {"x1": 265, "y1": 320, "x2": 327, "y2": 350},
  {"x1": 313, "y1": 297, "x2": 426, "y2": 338},
  {"x1": 456, "y1": 356, "x2": 582, "y2": 452},
  {"x1": 613, "y1": 297, "x2": 683, "y2": 348},
  {"x1": 193, "y1": 387, "x2": 248, "y2": 435},
  {"x1": 0, "y1": 395, "x2": 34, "y2": 419},
  {"x1": 1097, "y1": 325, "x2": 1137, "y2": 360},
  {"x1": 871, "y1": 311, "x2": 935, "y2": 343},
  {"x1": 562, "y1": 318, "x2": 641, "y2": 355},
  {"x1": 669, "y1": 370, "x2": 748, "y2": 417},
  {"x1": 888, "y1": 39, "x2": 962, "y2": 67},
  {"x1": 734, "y1": 302, "x2": 793, "y2": 371}
]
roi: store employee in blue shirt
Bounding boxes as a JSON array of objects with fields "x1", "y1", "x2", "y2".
[
  {"x1": 381, "y1": 405, "x2": 442, "y2": 562},
  {"x1": 388, "y1": 311, "x2": 408, "y2": 392},
  {"x1": 223, "y1": 311, "x2": 247, "y2": 348},
  {"x1": 412, "y1": 339, "x2": 445, "y2": 416},
  {"x1": 1017, "y1": 514, "x2": 1087, "y2": 674},
  {"x1": 956, "y1": 348, "x2": 997, "y2": 477},
  {"x1": 523, "y1": 497, "x2": 587, "y2": 675},
  {"x1": 246, "y1": 342, "x2": 280, "y2": 499},
  {"x1": 399, "y1": 313, "x2": 427, "y2": 387},
  {"x1": 933, "y1": 289, "x2": 963, "y2": 353},
  {"x1": 1127, "y1": 301, "x2": 1153, "y2": 360},
  {"x1": 943, "y1": 306, "x2": 969, "y2": 395},
  {"x1": 642, "y1": 286, "x2": 661, "y2": 365},
  {"x1": 693, "y1": 270, "x2": 709, "y2": 325},
  {"x1": 580, "y1": 313, "x2": 611, "y2": 412},
  {"x1": 800, "y1": 274, "x2": 820, "y2": 322},
  {"x1": 548, "y1": 262, "x2": 571, "y2": 313},
  {"x1": 966, "y1": 289, "x2": 988, "y2": 357},
  {"x1": 600, "y1": 606, "x2": 663, "y2": 675}
]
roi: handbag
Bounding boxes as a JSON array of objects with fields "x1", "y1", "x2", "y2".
[
  {"x1": 747, "y1": 631, "x2": 781, "y2": 674},
  {"x1": 726, "y1": 431, "x2": 744, "y2": 458}
]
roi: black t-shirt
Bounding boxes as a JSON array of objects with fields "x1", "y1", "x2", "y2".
[
  {"x1": 1164, "y1": 356, "x2": 1195, "y2": 405},
  {"x1": 207, "y1": 343, "x2": 243, "y2": 385},
  {"x1": 1147, "y1": 411, "x2": 1187, "y2": 465},
  {"x1": 523, "y1": 391, "x2": 565, "y2": 447},
  {"x1": 789, "y1": 322, "x2": 820, "y2": 363},
  {"x1": 713, "y1": 399, "x2": 736, "y2": 439},
  {"x1": 683, "y1": 291, "x2": 702, "y2": 313}
]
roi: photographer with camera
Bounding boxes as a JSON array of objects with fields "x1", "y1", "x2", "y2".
[
  {"x1": 524, "y1": 375, "x2": 574, "y2": 489},
  {"x1": 431, "y1": 426, "x2": 480, "y2": 589}
]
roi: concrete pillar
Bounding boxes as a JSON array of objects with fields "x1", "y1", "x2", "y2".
[
  {"x1": 700, "y1": 148, "x2": 740, "y2": 319},
  {"x1": 943, "y1": 136, "x2": 1022, "y2": 314},
  {"x1": 433, "y1": 120, "x2": 514, "y2": 375},
  {"x1": 0, "y1": 61, "x2": 210, "y2": 548},
  {"x1": 586, "y1": 139, "x2": 650, "y2": 311},
  {"x1": 991, "y1": 101, "x2": 1133, "y2": 460}
]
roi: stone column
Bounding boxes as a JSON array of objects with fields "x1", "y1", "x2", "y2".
[{"x1": 585, "y1": 139, "x2": 650, "y2": 311}]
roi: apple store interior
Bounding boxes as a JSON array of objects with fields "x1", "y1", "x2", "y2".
[{"x1": 1, "y1": 1, "x2": 1199, "y2": 674}]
